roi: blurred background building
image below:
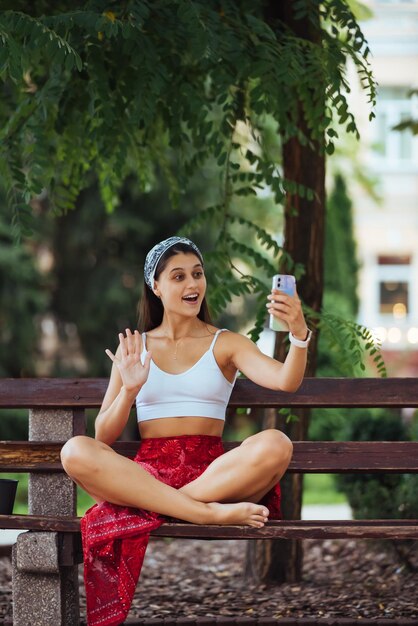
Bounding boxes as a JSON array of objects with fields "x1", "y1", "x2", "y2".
[{"x1": 349, "y1": 0, "x2": 418, "y2": 374}]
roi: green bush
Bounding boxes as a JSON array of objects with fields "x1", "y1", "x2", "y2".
[
  {"x1": 0, "y1": 409, "x2": 28, "y2": 440},
  {"x1": 336, "y1": 408, "x2": 418, "y2": 520}
]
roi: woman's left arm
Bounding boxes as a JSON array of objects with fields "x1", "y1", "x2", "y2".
[{"x1": 229, "y1": 286, "x2": 310, "y2": 393}]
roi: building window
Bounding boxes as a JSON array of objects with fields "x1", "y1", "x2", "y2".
[
  {"x1": 377, "y1": 255, "x2": 411, "y2": 319},
  {"x1": 379, "y1": 281, "x2": 409, "y2": 316},
  {"x1": 372, "y1": 87, "x2": 416, "y2": 166}
]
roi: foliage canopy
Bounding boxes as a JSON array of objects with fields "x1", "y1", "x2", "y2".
[
  {"x1": 0, "y1": 0, "x2": 382, "y2": 368},
  {"x1": 1, "y1": 1, "x2": 375, "y2": 226}
]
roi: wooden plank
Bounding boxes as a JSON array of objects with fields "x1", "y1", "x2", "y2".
[
  {"x1": 1, "y1": 378, "x2": 418, "y2": 408},
  {"x1": 67, "y1": 617, "x2": 418, "y2": 625},
  {"x1": 0, "y1": 442, "x2": 63, "y2": 471},
  {"x1": 287, "y1": 441, "x2": 418, "y2": 473},
  {"x1": 0, "y1": 378, "x2": 107, "y2": 409},
  {"x1": 0, "y1": 515, "x2": 417, "y2": 539},
  {"x1": 229, "y1": 377, "x2": 418, "y2": 409},
  {"x1": 150, "y1": 519, "x2": 418, "y2": 540},
  {"x1": 1, "y1": 441, "x2": 418, "y2": 473}
]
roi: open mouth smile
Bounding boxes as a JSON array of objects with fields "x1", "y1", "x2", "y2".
[{"x1": 182, "y1": 293, "x2": 199, "y2": 304}]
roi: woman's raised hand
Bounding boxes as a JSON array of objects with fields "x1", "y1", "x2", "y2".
[{"x1": 105, "y1": 329, "x2": 152, "y2": 392}]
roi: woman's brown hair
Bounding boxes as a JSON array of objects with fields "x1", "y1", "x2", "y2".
[{"x1": 137, "y1": 242, "x2": 212, "y2": 332}]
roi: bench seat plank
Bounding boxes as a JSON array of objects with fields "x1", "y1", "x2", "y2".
[
  {"x1": 1, "y1": 515, "x2": 417, "y2": 539},
  {"x1": 1, "y1": 441, "x2": 418, "y2": 473}
]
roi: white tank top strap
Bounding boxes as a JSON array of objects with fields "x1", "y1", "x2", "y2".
[
  {"x1": 141, "y1": 332, "x2": 147, "y2": 357},
  {"x1": 209, "y1": 328, "x2": 227, "y2": 351}
]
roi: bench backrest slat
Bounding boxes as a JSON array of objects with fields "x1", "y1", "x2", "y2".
[{"x1": 1, "y1": 378, "x2": 418, "y2": 407}]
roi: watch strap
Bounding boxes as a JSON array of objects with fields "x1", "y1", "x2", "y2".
[{"x1": 289, "y1": 328, "x2": 312, "y2": 348}]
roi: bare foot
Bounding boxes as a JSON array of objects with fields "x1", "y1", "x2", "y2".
[{"x1": 206, "y1": 502, "x2": 269, "y2": 527}]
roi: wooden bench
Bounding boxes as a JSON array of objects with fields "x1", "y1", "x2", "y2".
[{"x1": 0, "y1": 377, "x2": 418, "y2": 625}]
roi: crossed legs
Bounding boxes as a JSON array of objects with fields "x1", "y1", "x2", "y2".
[
  {"x1": 60, "y1": 428, "x2": 292, "y2": 528},
  {"x1": 179, "y1": 429, "x2": 292, "y2": 503}
]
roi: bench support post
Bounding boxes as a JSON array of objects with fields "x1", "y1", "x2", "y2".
[
  {"x1": 12, "y1": 532, "x2": 80, "y2": 626},
  {"x1": 12, "y1": 408, "x2": 85, "y2": 626}
]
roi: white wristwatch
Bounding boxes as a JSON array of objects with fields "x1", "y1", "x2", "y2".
[{"x1": 289, "y1": 328, "x2": 312, "y2": 348}]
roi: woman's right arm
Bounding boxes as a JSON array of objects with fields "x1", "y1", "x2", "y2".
[{"x1": 95, "y1": 330, "x2": 151, "y2": 445}]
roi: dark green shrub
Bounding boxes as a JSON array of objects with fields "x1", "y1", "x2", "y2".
[
  {"x1": 336, "y1": 408, "x2": 418, "y2": 520},
  {"x1": 0, "y1": 409, "x2": 28, "y2": 440}
]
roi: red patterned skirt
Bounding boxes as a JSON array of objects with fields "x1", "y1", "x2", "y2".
[{"x1": 81, "y1": 434, "x2": 282, "y2": 626}]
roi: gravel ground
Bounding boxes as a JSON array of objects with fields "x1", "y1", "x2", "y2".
[{"x1": 1, "y1": 538, "x2": 417, "y2": 623}]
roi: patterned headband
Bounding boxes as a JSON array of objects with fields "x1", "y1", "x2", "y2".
[{"x1": 144, "y1": 236, "x2": 203, "y2": 290}]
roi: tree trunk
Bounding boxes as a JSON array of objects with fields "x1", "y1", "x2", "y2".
[{"x1": 245, "y1": 0, "x2": 325, "y2": 584}]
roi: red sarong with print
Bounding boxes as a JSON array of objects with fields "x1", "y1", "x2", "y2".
[{"x1": 81, "y1": 434, "x2": 282, "y2": 625}]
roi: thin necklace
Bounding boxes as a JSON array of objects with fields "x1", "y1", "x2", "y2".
[
  {"x1": 164, "y1": 324, "x2": 215, "y2": 360},
  {"x1": 173, "y1": 339, "x2": 181, "y2": 360}
]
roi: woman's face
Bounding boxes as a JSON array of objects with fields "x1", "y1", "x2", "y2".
[{"x1": 154, "y1": 252, "x2": 207, "y2": 316}]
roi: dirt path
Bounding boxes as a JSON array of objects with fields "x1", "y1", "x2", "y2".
[{"x1": 1, "y1": 538, "x2": 417, "y2": 622}]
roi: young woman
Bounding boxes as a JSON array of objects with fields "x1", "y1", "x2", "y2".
[{"x1": 61, "y1": 236, "x2": 311, "y2": 626}]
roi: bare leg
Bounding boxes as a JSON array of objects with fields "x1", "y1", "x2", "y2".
[
  {"x1": 180, "y1": 429, "x2": 292, "y2": 503},
  {"x1": 60, "y1": 436, "x2": 269, "y2": 527},
  {"x1": 73, "y1": 477, "x2": 105, "y2": 505}
]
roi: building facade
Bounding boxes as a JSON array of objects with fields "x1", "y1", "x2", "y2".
[{"x1": 349, "y1": 0, "x2": 418, "y2": 375}]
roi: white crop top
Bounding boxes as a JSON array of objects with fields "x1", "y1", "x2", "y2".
[{"x1": 135, "y1": 328, "x2": 238, "y2": 422}]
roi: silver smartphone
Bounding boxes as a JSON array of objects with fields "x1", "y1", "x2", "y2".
[{"x1": 268, "y1": 274, "x2": 296, "y2": 332}]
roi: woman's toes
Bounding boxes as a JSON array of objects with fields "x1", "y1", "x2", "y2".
[{"x1": 249, "y1": 519, "x2": 265, "y2": 528}]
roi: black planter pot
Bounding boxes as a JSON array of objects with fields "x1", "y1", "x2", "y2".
[{"x1": 0, "y1": 479, "x2": 18, "y2": 514}]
